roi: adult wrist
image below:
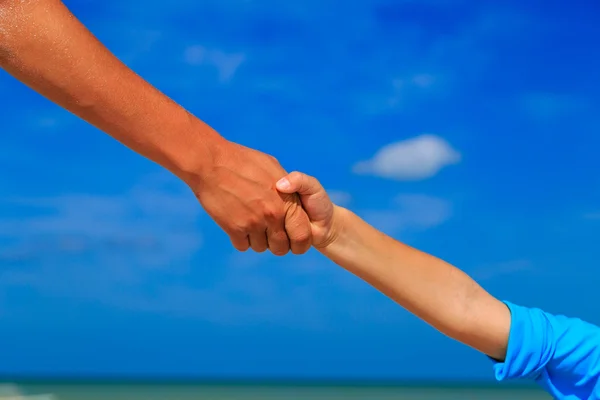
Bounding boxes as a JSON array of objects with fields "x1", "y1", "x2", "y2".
[{"x1": 166, "y1": 115, "x2": 230, "y2": 190}]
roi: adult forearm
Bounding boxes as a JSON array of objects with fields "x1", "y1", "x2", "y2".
[
  {"x1": 0, "y1": 0, "x2": 224, "y2": 183},
  {"x1": 321, "y1": 207, "x2": 510, "y2": 360}
]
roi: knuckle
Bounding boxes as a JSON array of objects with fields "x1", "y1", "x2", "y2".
[
  {"x1": 248, "y1": 219, "x2": 262, "y2": 230},
  {"x1": 288, "y1": 171, "x2": 302, "y2": 182},
  {"x1": 268, "y1": 230, "x2": 288, "y2": 244},
  {"x1": 232, "y1": 241, "x2": 249, "y2": 252},
  {"x1": 287, "y1": 205, "x2": 308, "y2": 222},
  {"x1": 239, "y1": 216, "x2": 263, "y2": 231},
  {"x1": 283, "y1": 200, "x2": 300, "y2": 215},
  {"x1": 230, "y1": 224, "x2": 248, "y2": 236},
  {"x1": 254, "y1": 196, "x2": 284, "y2": 220},
  {"x1": 291, "y1": 230, "x2": 312, "y2": 245},
  {"x1": 291, "y1": 247, "x2": 308, "y2": 255},
  {"x1": 267, "y1": 233, "x2": 289, "y2": 256},
  {"x1": 271, "y1": 248, "x2": 288, "y2": 256},
  {"x1": 291, "y1": 243, "x2": 310, "y2": 255},
  {"x1": 264, "y1": 205, "x2": 285, "y2": 221}
]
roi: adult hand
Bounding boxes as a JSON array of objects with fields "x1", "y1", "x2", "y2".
[
  {"x1": 0, "y1": 0, "x2": 311, "y2": 256},
  {"x1": 190, "y1": 140, "x2": 312, "y2": 256}
]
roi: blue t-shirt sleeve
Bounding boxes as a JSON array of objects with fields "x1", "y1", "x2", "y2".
[{"x1": 492, "y1": 301, "x2": 600, "y2": 398}]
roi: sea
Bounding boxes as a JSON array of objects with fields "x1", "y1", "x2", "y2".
[{"x1": 0, "y1": 381, "x2": 552, "y2": 399}]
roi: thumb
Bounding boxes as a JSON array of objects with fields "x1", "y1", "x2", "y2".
[{"x1": 276, "y1": 171, "x2": 322, "y2": 196}]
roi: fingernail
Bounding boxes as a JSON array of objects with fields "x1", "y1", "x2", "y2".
[{"x1": 277, "y1": 178, "x2": 290, "y2": 190}]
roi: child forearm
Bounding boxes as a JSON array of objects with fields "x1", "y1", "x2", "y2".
[{"x1": 321, "y1": 206, "x2": 511, "y2": 360}]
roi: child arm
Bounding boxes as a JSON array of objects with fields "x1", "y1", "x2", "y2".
[
  {"x1": 277, "y1": 171, "x2": 600, "y2": 397},
  {"x1": 322, "y1": 206, "x2": 512, "y2": 361}
]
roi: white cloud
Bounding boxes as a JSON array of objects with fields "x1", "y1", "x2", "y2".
[
  {"x1": 472, "y1": 259, "x2": 535, "y2": 281},
  {"x1": 327, "y1": 190, "x2": 352, "y2": 207},
  {"x1": 411, "y1": 73, "x2": 437, "y2": 88},
  {"x1": 114, "y1": 28, "x2": 163, "y2": 65},
  {"x1": 0, "y1": 172, "x2": 202, "y2": 270},
  {"x1": 0, "y1": 173, "x2": 218, "y2": 324},
  {"x1": 584, "y1": 212, "x2": 600, "y2": 220},
  {"x1": 0, "y1": 174, "x2": 365, "y2": 329},
  {"x1": 362, "y1": 194, "x2": 452, "y2": 235},
  {"x1": 358, "y1": 73, "x2": 443, "y2": 114},
  {"x1": 520, "y1": 93, "x2": 587, "y2": 121},
  {"x1": 103, "y1": 248, "x2": 366, "y2": 329},
  {"x1": 353, "y1": 134, "x2": 461, "y2": 181},
  {"x1": 394, "y1": 194, "x2": 452, "y2": 228},
  {"x1": 184, "y1": 45, "x2": 245, "y2": 83}
]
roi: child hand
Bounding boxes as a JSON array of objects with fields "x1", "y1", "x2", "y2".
[{"x1": 276, "y1": 172, "x2": 342, "y2": 249}]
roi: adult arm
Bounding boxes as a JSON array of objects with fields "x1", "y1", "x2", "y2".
[{"x1": 0, "y1": 0, "x2": 311, "y2": 255}]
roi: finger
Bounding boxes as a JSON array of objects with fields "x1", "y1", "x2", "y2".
[
  {"x1": 263, "y1": 201, "x2": 290, "y2": 256},
  {"x1": 249, "y1": 230, "x2": 269, "y2": 253},
  {"x1": 230, "y1": 234, "x2": 251, "y2": 252},
  {"x1": 285, "y1": 201, "x2": 312, "y2": 255},
  {"x1": 276, "y1": 172, "x2": 323, "y2": 196},
  {"x1": 266, "y1": 227, "x2": 290, "y2": 256}
]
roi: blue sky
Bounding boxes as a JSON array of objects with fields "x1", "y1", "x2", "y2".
[{"x1": 1, "y1": 0, "x2": 599, "y2": 381}]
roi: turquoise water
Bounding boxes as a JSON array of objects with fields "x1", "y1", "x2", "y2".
[{"x1": 1, "y1": 382, "x2": 552, "y2": 399}]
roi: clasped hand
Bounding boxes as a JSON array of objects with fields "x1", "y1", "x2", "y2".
[
  {"x1": 189, "y1": 140, "x2": 313, "y2": 256},
  {"x1": 187, "y1": 140, "x2": 339, "y2": 256}
]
